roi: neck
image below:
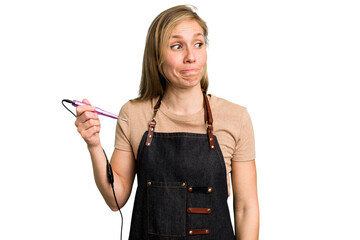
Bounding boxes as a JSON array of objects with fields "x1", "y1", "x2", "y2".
[{"x1": 162, "y1": 85, "x2": 204, "y2": 115}]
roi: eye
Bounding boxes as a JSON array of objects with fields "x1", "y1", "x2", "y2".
[
  {"x1": 195, "y1": 42, "x2": 204, "y2": 48},
  {"x1": 171, "y1": 44, "x2": 182, "y2": 50}
]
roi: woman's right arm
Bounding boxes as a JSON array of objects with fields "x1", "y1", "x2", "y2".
[{"x1": 75, "y1": 99, "x2": 136, "y2": 211}]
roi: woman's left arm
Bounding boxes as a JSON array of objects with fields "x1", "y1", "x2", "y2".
[{"x1": 231, "y1": 159, "x2": 259, "y2": 240}]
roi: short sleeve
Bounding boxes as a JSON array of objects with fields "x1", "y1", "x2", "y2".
[
  {"x1": 114, "y1": 102, "x2": 133, "y2": 152},
  {"x1": 232, "y1": 108, "x2": 255, "y2": 162}
]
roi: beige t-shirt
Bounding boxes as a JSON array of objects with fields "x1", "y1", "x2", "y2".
[{"x1": 115, "y1": 95, "x2": 255, "y2": 196}]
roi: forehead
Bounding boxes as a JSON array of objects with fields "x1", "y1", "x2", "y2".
[{"x1": 170, "y1": 19, "x2": 204, "y2": 37}]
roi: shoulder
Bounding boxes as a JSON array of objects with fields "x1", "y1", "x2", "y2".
[
  {"x1": 118, "y1": 97, "x2": 159, "y2": 127},
  {"x1": 120, "y1": 98, "x2": 152, "y2": 112},
  {"x1": 209, "y1": 94, "x2": 255, "y2": 162},
  {"x1": 209, "y1": 94, "x2": 249, "y2": 121},
  {"x1": 119, "y1": 98, "x2": 156, "y2": 116}
]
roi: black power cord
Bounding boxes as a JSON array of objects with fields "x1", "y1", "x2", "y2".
[
  {"x1": 103, "y1": 149, "x2": 124, "y2": 240},
  {"x1": 61, "y1": 99, "x2": 76, "y2": 117},
  {"x1": 62, "y1": 99, "x2": 123, "y2": 240}
]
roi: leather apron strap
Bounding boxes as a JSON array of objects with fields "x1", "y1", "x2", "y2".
[
  {"x1": 202, "y1": 89, "x2": 215, "y2": 149},
  {"x1": 145, "y1": 95, "x2": 162, "y2": 147},
  {"x1": 145, "y1": 90, "x2": 215, "y2": 150}
]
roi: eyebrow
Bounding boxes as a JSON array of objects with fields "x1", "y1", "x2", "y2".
[{"x1": 170, "y1": 33, "x2": 204, "y2": 39}]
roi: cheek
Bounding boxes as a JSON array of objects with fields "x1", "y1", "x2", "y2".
[
  {"x1": 196, "y1": 49, "x2": 207, "y2": 64},
  {"x1": 202, "y1": 51, "x2": 207, "y2": 63},
  {"x1": 163, "y1": 55, "x2": 181, "y2": 73}
]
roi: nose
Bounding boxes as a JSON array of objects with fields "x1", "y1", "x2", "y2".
[{"x1": 184, "y1": 48, "x2": 196, "y2": 63}]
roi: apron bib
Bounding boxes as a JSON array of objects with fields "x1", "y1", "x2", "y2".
[{"x1": 128, "y1": 91, "x2": 235, "y2": 240}]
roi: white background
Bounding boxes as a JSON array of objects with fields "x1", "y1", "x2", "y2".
[{"x1": 1, "y1": 0, "x2": 359, "y2": 239}]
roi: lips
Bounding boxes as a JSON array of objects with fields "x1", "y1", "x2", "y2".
[{"x1": 180, "y1": 68, "x2": 199, "y2": 74}]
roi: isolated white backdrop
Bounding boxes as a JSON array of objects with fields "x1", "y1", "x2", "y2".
[{"x1": 1, "y1": 0, "x2": 359, "y2": 239}]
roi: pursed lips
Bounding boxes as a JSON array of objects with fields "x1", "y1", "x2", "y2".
[{"x1": 180, "y1": 68, "x2": 199, "y2": 74}]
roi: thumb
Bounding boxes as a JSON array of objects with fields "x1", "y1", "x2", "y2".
[{"x1": 82, "y1": 98, "x2": 91, "y2": 105}]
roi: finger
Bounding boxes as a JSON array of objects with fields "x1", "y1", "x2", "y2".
[
  {"x1": 78, "y1": 119, "x2": 101, "y2": 132},
  {"x1": 75, "y1": 98, "x2": 94, "y2": 116},
  {"x1": 76, "y1": 104, "x2": 96, "y2": 117},
  {"x1": 79, "y1": 125, "x2": 100, "y2": 140},
  {"x1": 75, "y1": 112, "x2": 99, "y2": 128},
  {"x1": 82, "y1": 98, "x2": 91, "y2": 105}
]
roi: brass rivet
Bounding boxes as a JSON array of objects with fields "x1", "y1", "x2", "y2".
[
  {"x1": 147, "y1": 181, "x2": 151, "y2": 186},
  {"x1": 189, "y1": 230, "x2": 193, "y2": 235},
  {"x1": 182, "y1": 182, "x2": 186, "y2": 187},
  {"x1": 205, "y1": 229, "x2": 209, "y2": 234},
  {"x1": 150, "y1": 128, "x2": 154, "y2": 131},
  {"x1": 146, "y1": 142, "x2": 150, "y2": 146},
  {"x1": 207, "y1": 209, "x2": 211, "y2": 212},
  {"x1": 149, "y1": 135, "x2": 152, "y2": 138},
  {"x1": 210, "y1": 137, "x2": 213, "y2": 141},
  {"x1": 208, "y1": 187, "x2": 212, "y2": 193},
  {"x1": 211, "y1": 145, "x2": 215, "y2": 149},
  {"x1": 188, "y1": 187, "x2": 193, "y2": 192}
]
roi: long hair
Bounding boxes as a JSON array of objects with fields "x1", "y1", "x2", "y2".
[{"x1": 135, "y1": 5, "x2": 209, "y2": 101}]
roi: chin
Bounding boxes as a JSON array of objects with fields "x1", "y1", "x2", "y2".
[
  {"x1": 168, "y1": 74, "x2": 202, "y2": 89},
  {"x1": 182, "y1": 79, "x2": 201, "y2": 89}
]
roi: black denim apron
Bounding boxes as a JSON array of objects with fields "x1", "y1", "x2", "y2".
[{"x1": 129, "y1": 91, "x2": 235, "y2": 240}]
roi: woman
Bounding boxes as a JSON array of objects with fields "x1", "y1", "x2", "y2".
[{"x1": 75, "y1": 5, "x2": 259, "y2": 240}]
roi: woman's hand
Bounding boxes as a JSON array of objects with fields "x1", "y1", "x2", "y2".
[{"x1": 75, "y1": 99, "x2": 101, "y2": 148}]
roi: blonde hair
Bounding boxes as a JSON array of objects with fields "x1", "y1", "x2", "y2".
[{"x1": 135, "y1": 5, "x2": 209, "y2": 101}]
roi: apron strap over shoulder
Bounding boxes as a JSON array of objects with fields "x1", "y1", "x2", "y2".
[
  {"x1": 145, "y1": 96, "x2": 162, "y2": 147},
  {"x1": 202, "y1": 89, "x2": 215, "y2": 150}
]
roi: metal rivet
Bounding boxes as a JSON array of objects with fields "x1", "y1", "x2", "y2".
[
  {"x1": 147, "y1": 181, "x2": 151, "y2": 186},
  {"x1": 146, "y1": 142, "x2": 150, "y2": 146},
  {"x1": 188, "y1": 208, "x2": 192, "y2": 212},
  {"x1": 150, "y1": 128, "x2": 154, "y2": 131},
  {"x1": 211, "y1": 145, "x2": 215, "y2": 149},
  {"x1": 205, "y1": 230, "x2": 209, "y2": 234},
  {"x1": 188, "y1": 187, "x2": 193, "y2": 192},
  {"x1": 149, "y1": 135, "x2": 152, "y2": 138},
  {"x1": 189, "y1": 230, "x2": 193, "y2": 235},
  {"x1": 208, "y1": 187, "x2": 212, "y2": 193},
  {"x1": 210, "y1": 137, "x2": 213, "y2": 141},
  {"x1": 207, "y1": 209, "x2": 211, "y2": 213},
  {"x1": 182, "y1": 182, "x2": 186, "y2": 187}
]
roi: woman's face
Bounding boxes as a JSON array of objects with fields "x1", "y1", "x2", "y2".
[{"x1": 162, "y1": 19, "x2": 207, "y2": 90}]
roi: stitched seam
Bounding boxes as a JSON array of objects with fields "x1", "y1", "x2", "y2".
[{"x1": 215, "y1": 143, "x2": 229, "y2": 199}]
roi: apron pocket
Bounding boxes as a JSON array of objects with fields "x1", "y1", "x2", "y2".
[{"x1": 147, "y1": 181, "x2": 187, "y2": 237}]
